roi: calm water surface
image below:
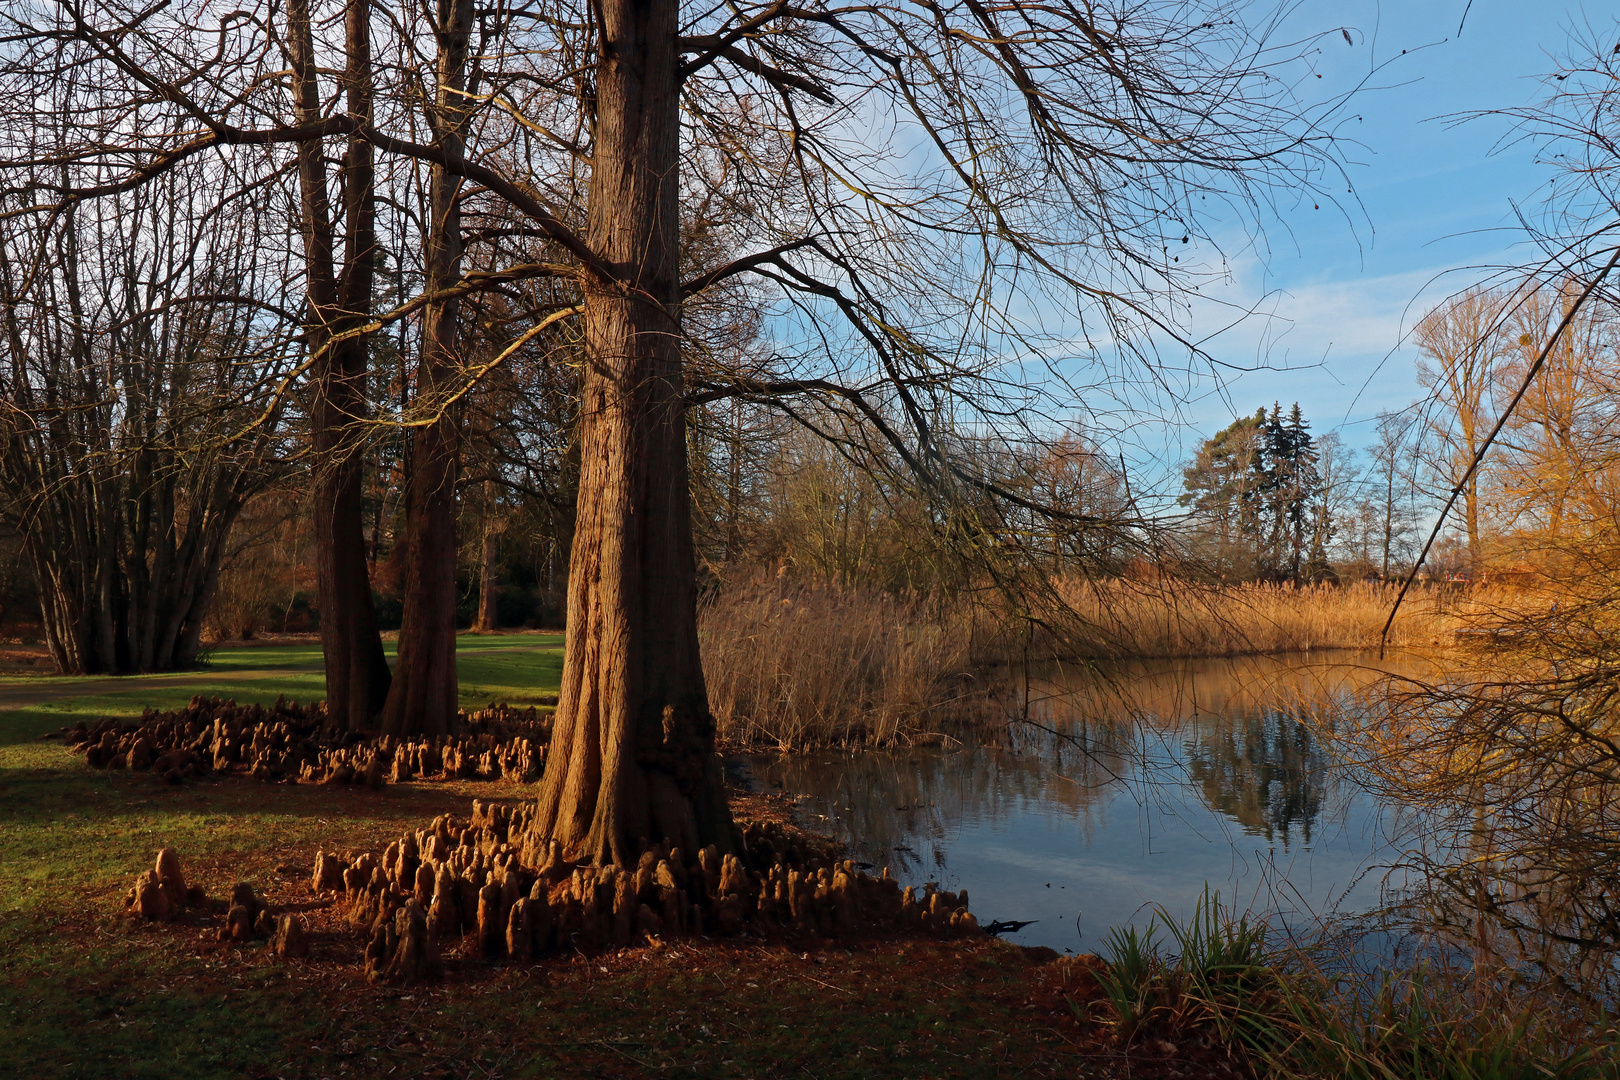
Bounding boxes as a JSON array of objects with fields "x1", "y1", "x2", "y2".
[{"x1": 746, "y1": 653, "x2": 1432, "y2": 954}]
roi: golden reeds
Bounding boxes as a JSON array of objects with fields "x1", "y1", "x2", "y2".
[
  {"x1": 699, "y1": 572, "x2": 982, "y2": 750},
  {"x1": 698, "y1": 572, "x2": 1518, "y2": 749},
  {"x1": 1045, "y1": 578, "x2": 1486, "y2": 659}
]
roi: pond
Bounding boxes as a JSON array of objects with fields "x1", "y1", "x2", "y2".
[{"x1": 744, "y1": 652, "x2": 1435, "y2": 955}]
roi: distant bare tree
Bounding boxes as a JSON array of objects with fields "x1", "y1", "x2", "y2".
[
  {"x1": 1351, "y1": 23, "x2": 1620, "y2": 993},
  {"x1": 1489, "y1": 280, "x2": 1620, "y2": 552},
  {"x1": 0, "y1": 174, "x2": 294, "y2": 672},
  {"x1": 1363, "y1": 409, "x2": 1422, "y2": 579},
  {"x1": 1415, "y1": 286, "x2": 1510, "y2": 567}
]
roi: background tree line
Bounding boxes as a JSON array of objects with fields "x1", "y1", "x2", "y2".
[
  {"x1": 7, "y1": 235, "x2": 1615, "y2": 672},
  {"x1": 1175, "y1": 269, "x2": 1620, "y2": 588}
]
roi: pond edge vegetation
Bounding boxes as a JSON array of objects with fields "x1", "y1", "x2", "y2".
[
  {"x1": 697, "y1": 570, "x2": 1490, "y2": 751},
  {"x1": 1069, "y1": 888, "x2": 1620, "y2": 1079}
]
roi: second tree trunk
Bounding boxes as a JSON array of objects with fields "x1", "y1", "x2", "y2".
[{"x1": 376, "y1": 0, "x2": 470, "y2": 737}]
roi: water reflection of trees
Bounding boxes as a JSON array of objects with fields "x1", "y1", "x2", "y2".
[
  {"x1": 1182, "y1": 709, "x2": 1327, "y2": 845},
  {"x1": 750, "y1": 727, "x2": 1130, "y2": 881},
  {"x1": 753, "y1": 654, "x2": 1396, "y2": 879},
  {"x1": 1033, "y1": 652, "x2": 1409, "y2": 726},
  {"x1": 1030, "y1": 655, "x2": 1386, "y2": 844}
]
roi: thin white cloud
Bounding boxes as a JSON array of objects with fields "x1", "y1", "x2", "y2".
[{"x1": 1189, "y1": 255, "x2": 1461, "y2": 371}]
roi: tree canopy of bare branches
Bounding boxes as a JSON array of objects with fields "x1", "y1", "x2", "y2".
[{"x1": 0, "y1": 0, "x2": 1357, "y2": 860}]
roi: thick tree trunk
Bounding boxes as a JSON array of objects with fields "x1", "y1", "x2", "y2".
[
  {"x1": 376, "y1": 0, "x2": 468, "y2": 738},
  {"x1": 377, "y1": 408, "x2": 460, "y2": 737},
  {"x1": 528, "y1": 0, "x2": 737, "y2": 867},
  {"x1": 296, "y1": 0, "x2": 392, "y2": 728}
]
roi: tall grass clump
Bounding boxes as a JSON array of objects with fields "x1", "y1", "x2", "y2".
[
  {"x1": 1267, "y1": 967, "x2": 1617, "y2": 1080},
  {"x1": 1078, "y1": 889, "x2": 1618, "y2": 1079},
  {"x1": 1086, "y1": 887, "x2": 1274, "y2": 1049},
  {"x1": 699, "y1": 572, "x2": 984, "y2": 750}
]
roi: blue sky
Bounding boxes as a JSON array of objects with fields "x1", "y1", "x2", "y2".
[{"x1": 1160, "y1": 0, "x2": 1596, "y2": 469}]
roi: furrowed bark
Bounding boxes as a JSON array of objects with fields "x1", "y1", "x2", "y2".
[{"x1": 528, "y1": 0, "x2": 737, "y2": 866}]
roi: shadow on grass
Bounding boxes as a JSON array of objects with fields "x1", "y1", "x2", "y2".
[{"x1": 0, "y1": 898, "x2": 1055, "y2": 1080}]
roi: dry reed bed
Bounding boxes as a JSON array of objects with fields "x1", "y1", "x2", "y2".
[
  {"x1": 698, "y1": 574, "x2": 1533, "y2": 750},
  {"x1": 1049, "y1": 579, "x2": 1494, "y2": 658},
  {"x1": 699, "y1": 575, "x2": 982, "y2": 751}
]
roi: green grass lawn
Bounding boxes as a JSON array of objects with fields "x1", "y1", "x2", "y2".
[
  {"x1": 0, "y1": 633, "x2": 568, "y2": 918},
  {"x1": 0, "y1": 633, "x2": 565, "y2": 745},
  {"x1": 0, "y1": 632, "x2": 567, "y2": 934},
  {"x1": 0, "y1": 634, "x2": 1091, "y2": 1079}
]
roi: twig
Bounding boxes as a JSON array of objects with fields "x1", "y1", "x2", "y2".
[{"x1": 794, "y1": 972, "x2": 852, "y2": 994}]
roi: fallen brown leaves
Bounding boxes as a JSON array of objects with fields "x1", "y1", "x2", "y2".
[{"x1": 19, "y1": 775, "x2": 1262, "y2": 1078}]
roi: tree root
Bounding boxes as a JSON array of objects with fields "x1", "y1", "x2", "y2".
[
  {"x1": 311, "y1": 797, "x2": 982, "y2": 983},
  {"x1": 122, "y1": 847, "x2": 312, "y2": 958},
  {"x1": 62, "y1": 696, "x2": 549, "y2": 785}
]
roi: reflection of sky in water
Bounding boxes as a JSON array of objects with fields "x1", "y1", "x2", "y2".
[{"x1": 746, "y1": 653, "x2": 1426, "y2": 955}]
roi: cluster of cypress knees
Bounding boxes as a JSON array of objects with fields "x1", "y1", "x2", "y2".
[
  {"x1": 62, "y1": 696, "x2": 549, "y2": 785},
  {"x1": 125, "y1": 799, "x2": 984, "y2": 983},
  {"x1": 123, "y1": 847, "x2": 310, "y2": 959}
]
